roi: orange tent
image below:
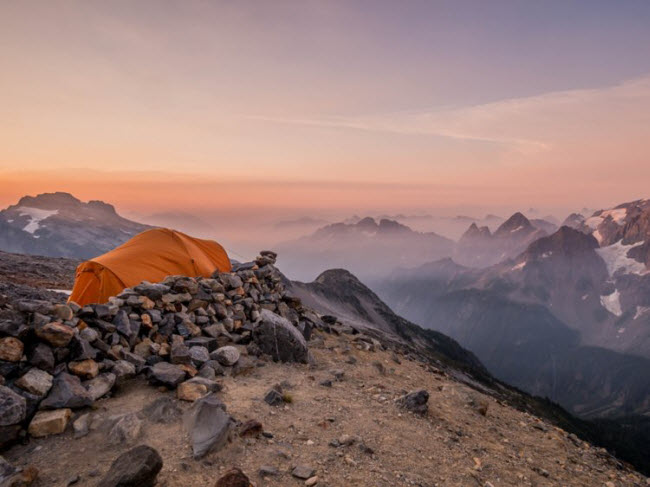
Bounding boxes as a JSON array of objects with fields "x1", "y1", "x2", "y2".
[{"x1": 69, "y1": 228, "x2": 231, "y2": 306}]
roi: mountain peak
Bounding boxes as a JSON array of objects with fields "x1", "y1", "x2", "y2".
[
  {"x1": 16, "y1": 192, "x2": 81, "y2": 209},
  {"x1": 525, "y1": 225, "x2": 599, "y2": 258},
  {"x1": 495, "y1": 212, "x2": 533, "y2": 236},
  {"x1": 460, "y1": 222, "x2": 492, "y2": 241}
]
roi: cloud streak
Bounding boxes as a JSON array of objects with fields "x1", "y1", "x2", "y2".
[{"x1": 247, "y1": 74, "x2": 650, "y2": 155}]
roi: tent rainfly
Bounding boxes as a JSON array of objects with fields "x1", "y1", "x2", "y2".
[{"x1": 68, "y1": 228, "x2": 231, "y2": 306}]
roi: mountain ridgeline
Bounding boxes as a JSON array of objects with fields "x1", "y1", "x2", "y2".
[
  {"x1": 374, "y1": 200, "x2": 650, "y2": 421},
  {"x1": 0, "y1": 192, "x2": 150, "y2": 259}
]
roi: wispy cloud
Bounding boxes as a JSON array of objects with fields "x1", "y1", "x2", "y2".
[{"x1": 247, "y1": 74, "x2": 650, "y2": 155}]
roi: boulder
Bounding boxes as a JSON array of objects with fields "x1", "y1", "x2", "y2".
[
  {"x1": 184, "y1": 393, "x2": 232, "y2": 458},
  {"x1": 15, "y1": 368, "x2": 53, "y2": 397},
  {"x1": 28, "y1": 408, "x2": 71, "y2": 437},
  {"x1": 98, "y1": 445, "x2": 163, "y2": 487},
  {"x1": 212, "y1": 346, "x2": 240, "y2": 366},
  {"x1": 40, "y1": 373, "x2": 93, "y2": 409},
  {"x1": 252, "y1": 310, "x2": 310, "y2": 363},
  {"x1": 0, "y1": 386, "x2": 26, "y2": 426}
]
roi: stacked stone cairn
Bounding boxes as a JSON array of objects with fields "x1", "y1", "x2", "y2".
[{"x1": 0, "y1": 250, "x2": 322, "y2": 449}]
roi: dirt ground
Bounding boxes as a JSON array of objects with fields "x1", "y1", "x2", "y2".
[{"x1": 4, "y1": 331, "x2": 648, "y2": 487}]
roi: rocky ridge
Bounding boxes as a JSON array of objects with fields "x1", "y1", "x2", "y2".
[{"x1": 0, "y1": 251, "x2": 649, "y2": 485}]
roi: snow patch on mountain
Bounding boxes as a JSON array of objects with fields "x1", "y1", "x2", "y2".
[
  {"x1": 17, "y1": 207, "x2": 59, "y2": 234},
  {"x1": 634, "y1": 306, "x2": 650, "y2": 320},
  {"x1": 511, "y1": 261, "x2": 526, "y2": 271},
  {"x1": 600, "y1": 289, "x2": 622, "y2": 317},
  {"x1": 595, "y1": 240, "x2": 647, "y2": 276},
  {"x1": 593, "y1": 229, "x2": 603, "y2": 244}
]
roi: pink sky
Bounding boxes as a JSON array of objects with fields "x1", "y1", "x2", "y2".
[{"x1": 1, "y1": 1, "x2": 649, "y2": 217}]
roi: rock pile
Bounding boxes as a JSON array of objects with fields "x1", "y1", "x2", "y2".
[{"x1": 0, "y1": 251, "x2": 322, "y2": 448}]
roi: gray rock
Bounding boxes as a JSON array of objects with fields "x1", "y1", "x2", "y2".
[
  {"x1": 259, "y1": 465, "x2": 279, "y2": 477},
  {"x1": 149, "y1": 362, "x2": 186, "y2": 388},
  {"x1": 15, "y1": 368, "x2": 53, "y2": 397},
  {"x1": 98, "y1": 445, "x2": 163, "y2": 487},
  {"x1": 40, "y1": 373, "x2": 93, "y2": 409},
  {"x1": 29, "y1": 343, "x2": 55, "y2": 372},
  {"x1": 84, "y1": 373, "x2": 116, "y2": 401},
  {"x1": 188, "y1": 346, "x2": 210, "y2": 365},
  {"x1": 395, "y1": 389, "x2": 429, "y2": 415},
  {"x1": 184, "y1": 393, "x2": 231, "y2": 459},
  {"x1": 253, "y1": 310, "x2": 311, "y2": 363},
  {"x1": 212, "y1": 346, "x2": 240, "y2": 366},
  {"x1": 0, "y1": 385, "x2": 26, "y2": 426},
  {"x1": 264, "y1": 387, "x2": 284, "y2": 406},
  {"x1": 292, "y1": 465, "x2": 316, "y2": 479}
]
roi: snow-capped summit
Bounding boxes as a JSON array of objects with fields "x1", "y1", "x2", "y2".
[{"x1": 0, "y1": 192, "x2": 150, "y2": 259}]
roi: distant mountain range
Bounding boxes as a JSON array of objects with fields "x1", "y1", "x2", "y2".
[
  {"x1": 0, "y1": 192, "x2": 150, "y2": 259},
  {"x1": 276, "y1": 217, "x2": 454, "y2": 281},
  {"x1": 374, "y1": 199, "x2": 650, "y2": 418}
]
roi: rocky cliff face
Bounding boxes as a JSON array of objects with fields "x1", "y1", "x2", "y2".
[{"x1": 0, "y1": 192, "x2": 150, "y2": 259}]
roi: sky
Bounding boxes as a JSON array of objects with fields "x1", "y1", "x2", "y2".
[{"x1": 1, "y1": 0, "x2": 650, "y2": 219}]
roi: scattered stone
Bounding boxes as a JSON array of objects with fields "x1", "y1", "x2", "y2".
[
  {"x1": 258, "y1": 465, "x2": 279, "y2": 477},
  {"x1": 305, "y1": 476, "x2": 319, "y2": 486},
  {"x1": 184, "y1": 393, "x2": 232, "y2": 459},
  {"x1": 215, "y1": 467, "x2": 251, "y2": 487},
  {"x1": 264, "y1": 387, "x2": 284, "y2": 406},
  {"x1": 15, "y1": 368, "x2": 53, "y2": 397},
  {"x1": 319, "y1": 379, "x2": 332, "y2": 387},
  {"x1": 292, "y1": 465, "x2": 316, "y2": 480},
  {"x1": 0, "y1": 337, "x2": 23, "y2": 362},
  {"x1": 28, "y1": 408, "x2": 72, "y2": 437},
  {"x1": 239, "y1": 419, "x2": 263, "y2": 437},
  {"x1": 97, "y1": 445, "x2": 163, "y2": 487},
  {"x1": 73, "y1": 413, "x2": 90, "y2": 438},
  {"x1": 213, "y1": 346, "x2": 240, "y2": 366},
  {"x1": 395, "y1": 389, "x2": 429, "y2": 415}
]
